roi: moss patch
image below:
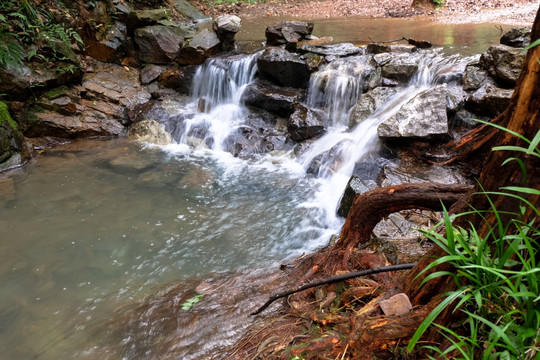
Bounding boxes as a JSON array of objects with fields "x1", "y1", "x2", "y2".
[{"x1": 0, "y1": 101, "x2": 18, "y2": 131}]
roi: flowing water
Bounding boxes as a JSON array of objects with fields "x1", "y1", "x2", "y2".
[{"x1": 0, "y1": 20, "x2": 496, "y2": 359}]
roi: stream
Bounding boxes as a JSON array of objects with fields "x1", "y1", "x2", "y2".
[{"x1": 0, "y1": 18, "x2": 515, "y2": 360}]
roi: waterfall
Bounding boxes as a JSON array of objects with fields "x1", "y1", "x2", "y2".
[
  {"x1": 298, "y1": 51, "x2": 468, "y2": 229},
  {"x1": 306, "y1": 57, "x2": 368, "y2": 128},
  {"x1": 176, "y1": 53, "x2": 259, "y2": 151}
]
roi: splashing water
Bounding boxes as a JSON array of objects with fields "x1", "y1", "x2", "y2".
[
  {"x1": 177, "y1": 53, "x2": 259, "y2": 151},
  {"x1": 298, "y1": 50, "x2": 469, "y2": 229}
]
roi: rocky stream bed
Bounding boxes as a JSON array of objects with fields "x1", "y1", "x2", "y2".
[{"x1": 0, "y1": 0, "x2": 538, "y2": 359}]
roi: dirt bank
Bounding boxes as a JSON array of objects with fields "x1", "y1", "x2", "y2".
[{"x1": 196, "y1": 0, "x2": 537, "y2": 28}]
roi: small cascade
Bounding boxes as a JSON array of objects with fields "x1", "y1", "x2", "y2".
[
  {"x1": 177, "y1": 53, "x2": 259, "y2": 151},
  {"x1": 299, "y1": 51, "x2": 468, "y2": 228},
  {"x1": 306, "y1": 57, "x2": 369, "y2": 128}
]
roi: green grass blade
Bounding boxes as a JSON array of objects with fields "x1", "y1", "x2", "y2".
[{"x1": 407, "y1": 289, "x2": 469, "y2": 352}]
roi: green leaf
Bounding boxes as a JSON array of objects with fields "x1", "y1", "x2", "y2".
[
  {"x1": 181, "y1": 293, "x2": 204, "y2": 311},
  {"x1": 408, "y1": 289, "x2": 469, "y2": 352},
  {"x1": 526, "y1": 130, "x2": 540, "y2": 155},
  {"x1": 500, "y1": 186, "x2": 540, "y2": 196},
  {"x1": 524, "y1": 38, "x2": 540, "y2": 51}
]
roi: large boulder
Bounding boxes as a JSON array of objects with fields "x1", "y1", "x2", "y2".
[
  {"x1": 378, "y1": 84, "x2": 448, "y2": 140},
  {"x1": 85, "y1": 21, "x2": 132, "y2": 63},
  {"x1": 158, "y1": 65, "x2": 198, "y2": 94},
  {"x1": 466, "y1": 81, "x2": 513, "y2": 118},
  {"x1": 128, "y1": 119, "x2": 173, "y2": 145},
  {"x1": 257, "y1": 48, "x2": 310, "y2": 88},
  {"x1": 287, "y1": 103, "x2": 326, "y2": 141},
  {"x1": 463, "y1": 62, "x2": 488, "y2": 90},
  {"x1": 348, "y1": 87, "x2": 398, "y2": 128},
  {"x1": 479, "y1": 44, "x2": 525, "y2": 87},
  {"x1": 213, "y1": 15, "x2": 241, "y2": 51},
  {"x1": 241, "y1": 80, "x2": 303, "y2": 117},
  {"x1": 500, "y1": 28, "x2": 531, "y2": 48},
  {"x1": 0, "y1": 102, "x2": 28, "y2": 170},
  {"x1": 134, "y1": 25, "x2": 191, "y2": 64},
  {"x1": 21, "y1": 64, "x2": 151, "y2": 138},
  {"x1": 265, "y1": 21, "x2": 314, "y2": 46},
  {"x1": 299, "y1": 43, "x2": 362, "y2": 57},
  {"x1": 380, "y1": 54, "x2": 419, "y2": 85},
  {"x1": 127, "y1": 8, "x2": 172, "y2": 31},
  {"x1": 177, "y1": 28, "x2": 221, "y2": 65},
  {"x1": 172, "y1": 0, "x2": 211, "y2": 22}
]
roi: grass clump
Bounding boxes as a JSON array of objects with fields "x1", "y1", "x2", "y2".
[{"x1": 408, "y1": 125, "x2": 540, "y2": 359}]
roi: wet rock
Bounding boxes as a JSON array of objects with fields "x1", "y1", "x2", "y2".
[
  {"x1": 381, "y1": 54, "x2": 419, "y2": 85},
  {"x1": 241, "y1": 80, "x2": 303, "y2": 117},
  {"x1": 349, "y1": 87, "x2": 398, "y2": 128},
  {"x1": 134, "y1": 25, "x2": 191, "y2": 64},
  {"x1": 0, "y1": 102, "x2": 27, "y2": 169},
  {"x1": 0, "y1": 65, "x2": 32, "y2": 100},
  {"x1": 479, "y1": 44, "x2": 525, "y2": 87},
  {"x1": 85, "y1": 21, "x2": 132, "y2": 63},
  {"x1": 378, "y1": 84, "x2": 448, "y2": 140},
  {"x1": 337, "y1": 159, "x2": 388, "y2": 217},
  {"x1": 500, "y1": 28, "x2": 531, "y2": 48},
  {"x1": 172, "y1": 0, "x2": 211, "y2": 22},
  {"x1": 463, "y1": 63, "x2": 488, "y2": 90},
  {"x1": 127, "y1": 8, "x2": 172, "y2": 31},
  {"x1": 379, "y1": 161, "x2": 467, "y2": 187},
  {"x1": 140, "y1": 64, "x2": 166, "y2": 85},
  {"x1": 302, "y1": 53, "x2": 325, "y2": 72},
  {"x1": 367, "y1": 43, "x2": 417, "y2": 54},
  {"x1": 128, "y1": 119, "x2": 173, "y2": 145},
  {"x1": 299, "y1": 43, "x2": 362, "y2": 57},
  {"x1": 265, "y1": 21, "x2": 314, "y2": 46},
  {"x1": 213, "y1": 15, "x2": 241, "y2": 51},
  {"x1": 177, "y1": 28, "x2": 221, "y2": 65},
  {"x1": 445, "y1": 85, "x2": 467, "y2": 114},
  {"x1": 379, "y1": 293, "x2": 412, "y2": 316},
  {"x1": 158, "y1": 65, "x2": 198, "y2": 94},
  {"x1": 21, "y1": 63, "x2": 150, "y2": 138},
  {"x1": 287, "y1": 103, "x2": 326, "y2": 141},
  {"x1": 257, "y1": 48, "x2": 310, "y2": 88},
  {"x1": 466, "y1": 81, "x2": 513, "y2": 118}
]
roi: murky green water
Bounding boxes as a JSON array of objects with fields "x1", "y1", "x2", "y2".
[
  {"x1": 0, "y1": 139, "x2": 324, "y2": 359},
  {"x1": 238, "y1": 17, "x2": 516, "y2": 55}
]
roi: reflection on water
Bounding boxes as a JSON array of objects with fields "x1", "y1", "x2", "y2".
[
  {"x1": 238, "y1": 16, "x2": 514, "y2": 55},
  {"x1": 0, "y1": 139, "x2": 323, "y2": 359}
]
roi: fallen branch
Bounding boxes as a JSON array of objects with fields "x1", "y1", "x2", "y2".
[{"x1": 251, "y1": 263, "x2": 416, "y2": 316}]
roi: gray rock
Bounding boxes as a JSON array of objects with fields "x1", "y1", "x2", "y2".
[
  {"x1": 128, "y1": 119, "x2": 173, "y2": 145},
  {"x1": 463, "y1": 63, "x2": 488, "y2": 90},
  {"x1": 379, "y1": 293, "x2": 412, "y2": 316},
  {"x1": 140, "y1": 64, "x2": 166, "y2": 85},
  {"x1": 158, "y1": 66, "x2": 198, "y2": 94},
  {"x1": 177, "y1": 28, "x2": 221, "y2": 65},
  {"x1": 300, "y1": 43, "x2": 362, "y2": 57},
  {"x1": 22, "y1": 63, "x2": 150, "y2": 138},
  {"x1": 466, "y1": 81, "x2": 513, "y2": 118},
  {"x1": 213, "y1": 15, "x2": 241, "y2": 51},
  {"x1": 241, "y1": 80, "x2": 303, "y2": 117},
  {"x1": 480, "y1": 44, "x2": 525, "y2": 87},
  {"x1": 173, "y1": 0, "x2": 211, "y2": 22},
  {"x1": 367, "y1": 43, "x2": 417, "y2": 54},
  {"x1": 500, "y1": 28, "x2": 531, "y2": 48},
  {"x1": 349, "y1": 87, "x2": 398, "y2": 127},
  {"x1": 381, "y1": 54, "x2": 419, "y2": 85},
  {"x1": 287, "y1": 103, "x2": 326, "y2": 141},
  {"x1": 378, "y1": 84, "x2": 448, "y2": 140},
  {"x1": 0, "y1": 64, "x2": 32, "y2": 100},
  {"x1": 83, "y1": 21, "x2": 131, "y2": 63},
  {"x1": 134, "y1": 25, "x2": 190, "y2": 64},
  {"x1": 257, "y1": 48, "x2": 310, "y2": 88},
  {"x1": 265, "y1": 21, "x2": 314, "y2": 46},
  {"x1": 446, "y1": 85, "x2": 467, "y2": 113},
  {"x1": 127, "y1": 9, "x2": 172, "y2": 31}
]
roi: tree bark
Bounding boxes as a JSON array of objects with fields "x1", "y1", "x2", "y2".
[{"x1": 337, "y1": 182, "x2": 472, "y2": 268}]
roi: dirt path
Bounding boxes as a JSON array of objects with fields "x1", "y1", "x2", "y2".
[{"x1": 197, "y1": 0, "x2": 538, "y2": 27}]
